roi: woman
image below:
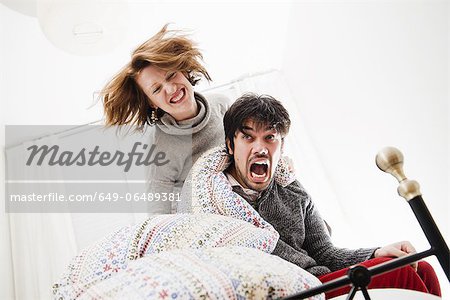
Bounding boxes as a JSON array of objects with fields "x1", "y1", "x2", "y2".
[{"x1": 100, "y1": 25, "x2": 230, "y2": 213}]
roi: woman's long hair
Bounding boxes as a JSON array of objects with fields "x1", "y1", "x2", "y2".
[{"x1": 100, "y1": 24, "x2": 211, "y2": 128}]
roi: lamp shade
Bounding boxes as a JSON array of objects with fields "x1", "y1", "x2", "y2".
[{"x1": 37, "y1": 0, "x2": 129, "y2": 56}]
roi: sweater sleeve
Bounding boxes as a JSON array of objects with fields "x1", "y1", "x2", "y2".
[
  {"x1": 272, "y1": 239, "x2": 331, "y2": 276},
  {"x1": 299, "y1": 184, "x2": 377, "y2": 271}
]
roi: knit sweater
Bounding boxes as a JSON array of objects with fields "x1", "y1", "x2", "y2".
[
  {"x1": 147, "y1": 92, "x2": 230, "y2": 213},
  {"x1": 252, "y1": 179, "x2": 377, "y2": 276}
]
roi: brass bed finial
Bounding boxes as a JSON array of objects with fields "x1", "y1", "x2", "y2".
[{"x1": 376, "y1": 146, "x2": 421, "y2": 201}]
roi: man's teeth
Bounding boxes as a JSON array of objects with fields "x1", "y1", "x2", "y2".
[
  {"x1": 251, "y1": 172, "x2": 266, "y2": 178},
  {"x1": 171, "y1": 89, "x2": 184, "y2": 103},
  {"x1": 250, "y1": 161, "x2": 268, "y2": 178}
]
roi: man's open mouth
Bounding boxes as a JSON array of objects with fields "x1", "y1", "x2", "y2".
[{"x1": 250, "y1": 160, "x2": 269, "y2": 181}]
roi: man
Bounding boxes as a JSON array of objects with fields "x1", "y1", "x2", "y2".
[{"x1": 218, "y1": 93, "x2": 441, "y2": 298}]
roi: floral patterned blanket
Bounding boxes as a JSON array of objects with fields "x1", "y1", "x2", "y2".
[{"x1": 53, "y1": 147, "x2": 323, "y2": 299}]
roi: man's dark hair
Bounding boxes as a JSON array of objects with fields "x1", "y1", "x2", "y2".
[{"x1": 223, "y1": 93, "x2": 291, "y2": 154}]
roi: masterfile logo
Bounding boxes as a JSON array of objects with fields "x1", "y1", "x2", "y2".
[
  {"x1": 25, "y1": 142, "x2": 169, "y2": 172},
  {"x1": 4, "y1": 125, "x2": 192, "y2": 213}
]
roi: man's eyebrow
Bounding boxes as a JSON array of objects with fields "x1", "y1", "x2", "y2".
[{"x1": 240, "y1": 125, "x2": 278, "y2": 133}]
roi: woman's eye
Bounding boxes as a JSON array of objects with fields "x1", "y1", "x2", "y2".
[
  {"x1": 167, "y1": 72, "x2": 176, "y2": 80},
  {"x1": 266, "y1": 135, "x2": 275, "y2": 140},
  {"x1": 243, "y1": 134, "x2": 252, "y2": 140},
  {"x1": 152, "y1": 86, "x2": 161, "y2": 94}
]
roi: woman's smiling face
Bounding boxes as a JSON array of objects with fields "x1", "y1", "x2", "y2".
[{"x1": 136, "y1": 65, "x2": 197, "y2": 121}]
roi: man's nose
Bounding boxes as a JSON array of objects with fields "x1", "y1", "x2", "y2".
[{"x1": 253, "y1": 141, "x2": 268, "y2": 155}]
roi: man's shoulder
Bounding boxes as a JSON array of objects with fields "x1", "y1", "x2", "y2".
[{"x1": 276, "y1": 180, "x2": 311, "y2": 203}]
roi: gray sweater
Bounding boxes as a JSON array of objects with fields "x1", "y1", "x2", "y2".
[
  {"x1": 240, "y1": 179, "x2": 377, "y2": 276},
  {"x1": 147, "y1": 92, "x2": 230, "y2": 213}
]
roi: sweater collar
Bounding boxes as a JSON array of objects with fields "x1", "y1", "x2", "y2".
[
  {"x1": 156, "y1": 92, "x2": 211, "y2": 135},
  {"x1": 225, "y1": 172, "x2": 261, "y2": 203}
]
